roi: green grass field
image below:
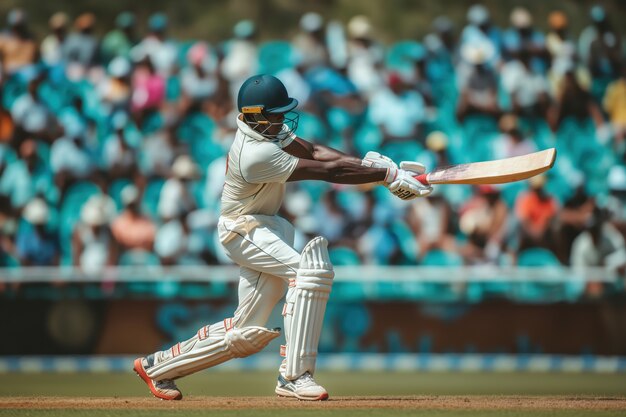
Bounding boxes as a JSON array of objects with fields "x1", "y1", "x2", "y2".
[{"x1": 0, "y1": 371, "x2": 625, "y2": 417}]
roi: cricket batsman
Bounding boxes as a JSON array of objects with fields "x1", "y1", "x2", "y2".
[{"x1": 133, "y1": 74, "x2": 433, "y2": 401}]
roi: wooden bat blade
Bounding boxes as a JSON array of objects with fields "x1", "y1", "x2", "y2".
[{"x1": 421, "y1": 148, "x2": 557, "y2": 185}]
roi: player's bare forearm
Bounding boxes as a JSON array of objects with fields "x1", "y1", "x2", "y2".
[
  {"x1": 288, "y1": 158, "x2": 386, "y2": 184},
  {"x1": 312, "y1": 143, "x2": 359, "y2": 163},
  {"x1": 285, "y1": 137, "x2": 360, "y2": 163}
]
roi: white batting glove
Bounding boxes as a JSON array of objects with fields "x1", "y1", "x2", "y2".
[
  {"x1": 361, "y1": 151, "x2": 398, "y2": 169},
  {"x1": 399, "y1": 160, "x2": 427, "y2": 175},
  {"x1": 384, "y1": 168, "x2": 433, "y2": 200}
]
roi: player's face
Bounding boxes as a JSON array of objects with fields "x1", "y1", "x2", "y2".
[{"x1": 265, "y1": 113, "x2": 284, "y2": 135}]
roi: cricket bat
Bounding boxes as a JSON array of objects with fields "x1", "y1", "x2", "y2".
[{"x1": 415, "y1": 148, "x2": 556, "y2": 185}]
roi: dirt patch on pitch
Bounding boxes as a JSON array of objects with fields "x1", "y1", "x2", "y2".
[{"x1": 1, "y1": 396, "x2": 626, "y2": 411}]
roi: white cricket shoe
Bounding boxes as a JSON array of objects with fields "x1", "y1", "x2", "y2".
[
  {"x1": 275, "y1": 372, "x2": 329, "y2": 401},
  {"x1": 133, "y1": 355, "x2": 183, "y2": 400}
]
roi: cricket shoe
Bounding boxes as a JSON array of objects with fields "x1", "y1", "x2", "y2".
[
  {"x1": 275, "y1": 372, "x2": 329, "y2": 401},
  {"x1": 133, "y1": 355, "x2": 182, "y2": 400}
]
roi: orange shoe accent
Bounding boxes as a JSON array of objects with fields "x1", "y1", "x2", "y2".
[{"x1": 133, "y1": 358, "x2": 182, "y2": 401}]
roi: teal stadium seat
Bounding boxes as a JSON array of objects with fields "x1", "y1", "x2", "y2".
[
  {"x1": 386, "y1": 41, "x2": 425, "y2": 76},
  {"x1": 108, "y1": 179, "x2": 132, "y2": 211},
  {"x1": 390, "y1": 220, "x2": 419, "y2": 264},
  {"x1": 326, "y1": 107, "x2": 354, "y2": 134},
  {"x1": 141, "y1": 179, "x2": 165, "y2": 220},
  {"x1": 329, "y1": 246, "x2": 361, "y2": 266},
  {"x1": 515, "y1": 247, "x2": 583, "y2": 302},
  {"x1": 297, "y1": 112, "x2": 327, "y2": 142},
  {"x1": 421, "y1": 249, "x2": 463, "y2": 266},
  {"x1": 380, "y1": 141, "x2": 423, "y2": 164},
  {"x1": 420, "y1": 249, "x2": 464, "y2": 302},
  {"x1": 59, "y1": 181, "x2": 101, "y2": 265},
  {"x1": 258, "y1": 41, "x2": 295, "y2": 75},
  {"x1": 354, "y1": 123, "x2": 383, "y2": 156},
  {"x1": 328, "y1": 246, "x2": 365, "y2": 302}
]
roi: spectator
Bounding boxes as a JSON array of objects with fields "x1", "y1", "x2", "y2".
[
  {"x1": 292, "y1": 12, "x2": 328, "y2": 70},
  {"x1": 346, "y1": 15, "x2": 385, "y2": 99},
  {"x1": 514, "y1": 174, "x2": 559, "y2": 252},
  {"x1": 492, "y1": 114, "x2": 537, "y2": 160},
  {"x1": 221, "y1": 19, "x2": 258, "y2": 103},
  {"x1": 72, "y1": 196, "x2": 118, "y2": 274},
  {"x1": 0, "y1": 139, "x2": 57, "y2": 210},
  {"x1": 312, "y1": 189, "x2": 347, "y2": 245},
  {"x1": 130, "y1": 55, "x2": 166, "y2": 119},
  {"x1": 458, "y1": 185, "x2": 509, "y2": 265},
  {"x1": 179, "y1": 42, "x2": 218, "y2": 114},
  {"x1": 555, "y1": 185, "x2": 596, "y2": 264},
  {"x1": 100, "y1": 12, "x2": 136, "y2": 63},
  {"x1": 157, "y1": 155, "x2": 198, "y2": 221},
  {"x1": 606, "y1": 164, "x2": 626, "y2": 236},
  {"x1": 103, "y1": 113, "x2": 137, "y2": 178},
  {"x1": 10, "y1": 72, "x2": 61, "y2": 141},
  {"x1": 603, "y1": 63, "x2": 626, "y2": 148},
  {"x1": 502, "y1": 7, "x2": 546, "y2": 69},
  {"x1": 570, "y1": 207, "x2": 626, "y2": 297},
  {"x1": 62, "y1": 13, "x2": 99, "y2": 78},
  {"x1": 15, "y1": 198, "x2": 59, "y2": 266},
  {"x1": 0, "y1": 194, "x2": 18, "y2": 270},
  {"x1": 423, "y1": 16, "x2": 457, "y2": 98},
  {"x1": 98, "y1": 56, "x2": 133, "y2": 114},
  {"x1": 0, "y1": 8, "x2": 38, "y2": 78},
  {"x1": 141, "y1": 118, "x2": 184, "y2": 178},
  {"x1": 407, "y1": 192, "x2": 457, "y2": 255},
  {"x1": 130, "y1": 13, "x2": 178, "y2": 77},
  {"x1": 547, "y1": 64, "x2": 605, "y2": 132},
  {"x1": 111, "y1": 184, "x2": 156, "y2": 253},
  {"x1": 368, "y1": 72, "x2": 426, "y2": 143},
  {"x1": 154, "y1": 209, "x2": 196, "y2": 266},
  {"x1": 456, "y1": 40, "x2": 500, "y2": 121},
  {"x1": 404, "y1": 44, "x2": 434, "y2": 107},
  {"x1": 50, "y1": 120, "x2": 95, "y2": 186},
  {"x1": 460, "y1": 4, "x2": 502, "y2": 67},
  {"x1": 545, "y1": 11, "x2": 577, "y2": 95},
  {"x1": 578, "y1": 6, "x2": 622, "y2": 93},
  {"x1": 40, "y1": 12, "x2": 68, "y2": 66},
  {"x1": 500, "y1": 47, "x2": 550, "y2": 118}
]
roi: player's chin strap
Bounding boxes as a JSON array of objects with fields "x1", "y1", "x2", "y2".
[
  {"x1": 145, "y1": 320, "x2": 280, "y2": 380},
  {"x1": 282, "y1": 236, "x2": 334, "y2": 380}
]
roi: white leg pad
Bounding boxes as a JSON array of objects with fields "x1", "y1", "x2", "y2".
[
  {"x1": 285, "y1": 236, "x2": 334, "y2": 379},
  {"x1": 146, "y1": 321, "x2": 280, "y2": 380}
]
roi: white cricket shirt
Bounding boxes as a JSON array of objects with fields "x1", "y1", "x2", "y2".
[{"x1": 220, "y1": 116, "x2": 299, "y2": 218}]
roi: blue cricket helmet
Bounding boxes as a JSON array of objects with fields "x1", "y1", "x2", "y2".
[{"x1": 237, "y1": 74, "x2": 298, "y2": 114}]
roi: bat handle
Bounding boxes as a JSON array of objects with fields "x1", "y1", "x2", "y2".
[{"x1": 415, "y1": 173, "x2": 430, "y2": 185}]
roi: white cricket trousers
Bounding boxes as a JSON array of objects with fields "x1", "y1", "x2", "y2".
[{"x1": 217, "y1": 214, "x2": 300, "y2": 330}]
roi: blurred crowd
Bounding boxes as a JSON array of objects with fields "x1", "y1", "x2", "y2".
[{"x1": 0, "y1": 5, "x2": 625, "y2": 296}]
